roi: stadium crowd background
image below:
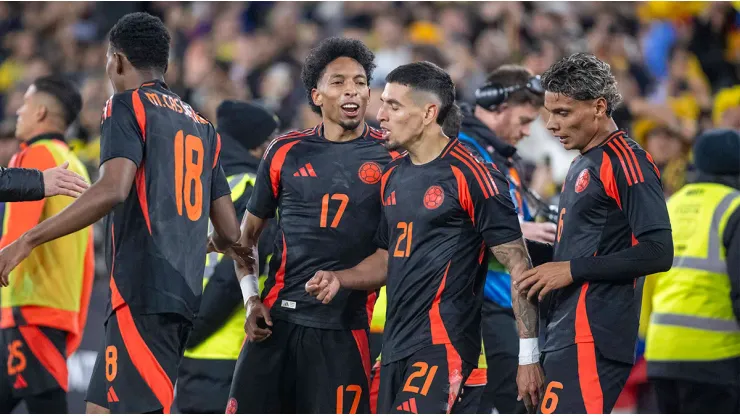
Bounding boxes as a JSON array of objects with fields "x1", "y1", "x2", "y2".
[{"x1": 0, "y1": 1, "x2": 737, "y2": 413}]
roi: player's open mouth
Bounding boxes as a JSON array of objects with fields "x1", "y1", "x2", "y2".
[
  {"x1": 558, "y1": 136, "x2": 568, "y2": 143},
  {"x1": 341, "y1": 103, "x2": 360, "y2": 117},
  {"x1": 381, "y1": 128, "x2": 390, "y2": 140}
]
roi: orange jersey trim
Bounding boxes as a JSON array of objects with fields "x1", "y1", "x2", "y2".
[
  {"x1": 263, "y1": 234, "x2": 288, "y2": 309},
  {"x1": 18, "y1": 326, "x2": 69, "y2": 392}
]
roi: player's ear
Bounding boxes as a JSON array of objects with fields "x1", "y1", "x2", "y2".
[
  {"x1": 35, "y1": 103, "x2": 48, "y2": 123},
  {"x1": 115, "y1": 52, "x2": 125, "y2": 76},
  {"x1": 594, "y1": 97, "x2": 607, "y2": 118},
  {"x1": 311, "y1": 88, "x2": 322, "y2": 109},
  {"x1": 423, "y1": 103, "x2": 438, "y2": 126}
]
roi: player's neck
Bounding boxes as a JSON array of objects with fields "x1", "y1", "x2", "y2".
[
  {"x1": 22, "y1": 125, "x2": 64, "y2": 141},
  {"x1": 123, "y1": 72, "x2": 165, "y2": 92},
  {"x1": 322, "y1": 121, "x2": 365, "y2": 143},
  {"x1": 581, "y1": 118, "x2": 619, "y2": 154},
  {"x1": 407, "y1": 130, "x2": 450, "y2": 165}
]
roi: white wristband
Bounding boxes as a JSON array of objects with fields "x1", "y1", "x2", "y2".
[
  {"x1": 239, "y1": 274, "x2": 259, "y2": 306},
  {"x1": 519, "y1": 338, "x2": 540, "y2": 365}
]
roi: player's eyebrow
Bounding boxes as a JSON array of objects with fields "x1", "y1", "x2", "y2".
[{"x1": 380, "y1": 97, "x2": 402, "y2": 107}]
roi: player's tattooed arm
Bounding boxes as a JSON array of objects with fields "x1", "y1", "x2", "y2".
[
  {"x1": 491, "y1": 237, "x2": 538, "y2": 338},
  {"x1": 306, "y1": 248, "x2": 389, "y2": 304}
]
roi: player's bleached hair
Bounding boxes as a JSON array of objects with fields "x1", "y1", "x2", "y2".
[
  {"x1": 385, "y1": 61, "x2": 456, "y2": 126},
  {"x1": 540, "y1": 53, "x2": 622, "y2": 116}
]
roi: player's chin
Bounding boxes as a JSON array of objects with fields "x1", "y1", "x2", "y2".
[
  {"x1": 338, "y1": 118, "x2": 363, "y2": 132},
  {"x1": 384, "y1": 139, "x2": 403, "y2": 152}
]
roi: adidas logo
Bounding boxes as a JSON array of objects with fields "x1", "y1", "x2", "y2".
[
  {"x1": 293, "y1": 163, "x2": 317, "y2": 177},
  {"x1": 385, "y1": 191, "x2": 397, "y2": 206},
  {"x1": 107, "y1": 386, "x2": 120, "y2": 402},
  {"x1": 396, "y1": 397, "x2": 418, "y2": 413},
  {"x1": 13, "y1": 374, "x2": 27, "y2": 389}
]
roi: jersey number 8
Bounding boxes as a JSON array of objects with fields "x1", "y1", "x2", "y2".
[{"x1": 174, "y1": 130, "x2": 204, "y2": 221}]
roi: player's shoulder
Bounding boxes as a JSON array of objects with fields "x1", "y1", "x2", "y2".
[
  {"x1": 262, "y1": 125, "x2": 318, "y2": 160},
  {"x1": 597, "y1": 130, "x2": 659, "y2": 184},
  {"x1": 443, "y1": 139, "x2": 503, "y2": 196},
  {"x1": 381, "y1": 152, "x2": 407, "y2": 173},
  {"x1": 101, "y1": 91, "x2": 136, "y2": 122}
]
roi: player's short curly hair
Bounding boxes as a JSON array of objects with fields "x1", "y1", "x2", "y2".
[
  {"x1": 541, "y1": 53, "x2": 622, "y2": 116},
  {"x1": 386, "y1": 61, "x2": 455, "y2": 126},
  {"x1": 33, "y1": 75, "x2": 82, "y2": 127},
  {"x1": 108, "y1": 12, "x2": 171, "y2": 73},
  {"x1": 301, "y1": 37, "x2": 376, "y2": 114}
]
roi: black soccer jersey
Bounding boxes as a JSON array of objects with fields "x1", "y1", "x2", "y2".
[
  {"x1": 100, "y1": 80, "x2": 231, "y2": 320},
  {"x1": 376, "y1": 139, "x2": 521, "y2": 365},
  {"x1": 247, "y1": 123, "x2": 395, "y2": 330},
  {"x1": 546, "y1": 130, "x2": 671, "y2": 364}
]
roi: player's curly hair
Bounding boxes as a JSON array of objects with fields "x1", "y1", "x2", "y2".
[
  {"x1": 33, "y1": 75, "x2": 82, "y2": 127},
  {"x1": 386, "y1": 61, "x2": 455, "y2": 126},
  {"x1": 301, "y1": 37, "x2": 376, "y2": 114},
  {"x1": 541, "y1": 53, "x2": 622, "y2": 116},
  {"x1": 108, "y1": 12, "x2": 170, "y2": 73}
]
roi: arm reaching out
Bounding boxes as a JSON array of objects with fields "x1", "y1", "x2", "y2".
[
  {"x1": 306, "y1": 248, "x2": 389, "y2": 304},
  {"x1": 491, "y1": 237, "x2": 544, "y2": 413}
]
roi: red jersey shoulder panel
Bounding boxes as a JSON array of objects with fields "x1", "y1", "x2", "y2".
[{"x1": 446, "y1": 141, "x2": 500, "y2": 199}]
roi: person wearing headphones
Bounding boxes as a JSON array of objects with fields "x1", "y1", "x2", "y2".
[{"x1": 458, "y1": 65, "x2": 555, "y2": 414}]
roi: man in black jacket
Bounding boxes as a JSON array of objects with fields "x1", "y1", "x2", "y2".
[
  {"x1": 176, "y1": 100, "x2": 279, "y2": 414},
  {"x1": 0, "y1": 163, "x2": 88, "y2": 202}
]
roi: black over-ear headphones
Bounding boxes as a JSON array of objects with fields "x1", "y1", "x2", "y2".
[{"x1": 474, "y1": 75, "x2": 544, "y2": 110}]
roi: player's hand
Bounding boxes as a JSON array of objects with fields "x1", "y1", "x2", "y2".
[
  {"x1": 0, "y1": 235, "x2": 34, "y2": 287},
  {"x1": 514, "y1": 261, "x2": 574, "y2": 302},
  {"x1": 516, "y1": 363, "x2": 545, "y2": 413},
  {"x1": 228, "y1": 242, "x2": 256, "y2": 270},
  {"x1": 520, "y1": 221, "x2": 557, "y2": 244},
  {"x1": 305, "y1": 270, "x2": 341, "y2": 304},
  {"x1": 245, "y1": 296, "x2": 273, "y2": 342},
  {"x1": 43, "y1": 161, "x2": 89, "y2": 198}
]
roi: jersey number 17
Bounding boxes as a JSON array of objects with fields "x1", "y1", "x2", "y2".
[{"x1": 174, "y1": 130, "x2": 204, "y2": 221}]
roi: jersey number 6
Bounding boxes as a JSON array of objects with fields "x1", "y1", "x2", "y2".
[{"x1": 174, "y1": 130, "x2": 204, "y2": 221}]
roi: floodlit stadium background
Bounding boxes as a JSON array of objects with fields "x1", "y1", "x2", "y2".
[{"x1": 0, "y1": 1, "x2": 738, "y2": 413}]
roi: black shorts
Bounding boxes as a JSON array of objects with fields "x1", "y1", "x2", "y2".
[
  {"x1": 85, "y1": 307, "x2": 191, "y2": 414},
  {"x1": 539, "y1": 343, "x2": 632, "y2": 414},
  {"x1": 176, "y1": 357, "x2": 237, "y2": 414},
  {"x1": 227, "y1": 319, "x2": 371, "y2": 413},
  {"x1": 377, "y1": 344, "x2": 473, "y2": 414},
  {"x1": 0, "y1": 326, "x2": 68, "y2": 397}
]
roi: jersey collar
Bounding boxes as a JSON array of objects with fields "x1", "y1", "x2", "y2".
[
  {"x1": 21, "y1": 132, "x2": 66, "y2": 149},
  {"x1": 139, "y1": 79, "x2": 170, "y2": 91},
  {"x1": 317, "y1": 122, "x2": 370, "y2": 141}
]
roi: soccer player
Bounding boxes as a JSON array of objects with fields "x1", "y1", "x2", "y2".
[
  {"x1": 0, "y1": 13, "x2": 241, "y2": 414},
  {"x1": 0, "y1": 75, "x2": 93, "y2": 413},
  {"x1": 222, "y1": 38, "x2": 395, "y2": 413},
  {"x1": 513, "y1": 53, "x2": 673, "y2": 414},
  {"x1": 306, "y1": 61, "x2": 543, "y2": 414},
  {"x1": 176, "y1": 100, "x2": 279, "y2": 414}
]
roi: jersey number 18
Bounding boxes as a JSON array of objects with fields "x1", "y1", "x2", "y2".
[{"x1": 174, "y1": 130, "x2": 204, "y2": 221}]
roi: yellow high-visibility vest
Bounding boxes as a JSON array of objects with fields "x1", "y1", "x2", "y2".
[
  {"x1": 184, "y1": 173, "x2": 266, "y2": 360},
  {"x1": 644, "y1": 183, "x2": 740, "y2": 363}
]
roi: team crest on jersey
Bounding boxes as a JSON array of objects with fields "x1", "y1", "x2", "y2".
[
  {"x1": 424, "y1": 186, "x2": 445, "y2": 210},
  {"x1": 226, "y1": 398, "x2": 238, "y2": 414},
  {"x1": 575, "y1": 169, "x2": 590, "y2": 193},
  {"x1": 358, "y1": 162, "x2": 382, "y2": 184}
]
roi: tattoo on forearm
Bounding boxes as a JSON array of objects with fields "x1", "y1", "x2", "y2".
[{"x1": 492, "y1": 237, "x2": 539, "y2": 338}]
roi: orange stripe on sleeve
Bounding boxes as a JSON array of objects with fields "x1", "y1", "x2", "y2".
[
  {"x1": 450, "y1": 150, "x2": 490, "y2": 199},
  {"x1": 645, "y1": 152, "x2": 661, "y2": 178},
  {"x1": 606, "y1": 142, "x2": 633, "y2": 186},
  {"x1": 600, "y1": 152, "x2": 622, "y2": 210},
  {"x1": 213, "y1": 133, "x2": 222, "y2": 168},
  {"x1": 0, "y1": 145, "x2": 57, "y2": 249},
  {"x1": 618, "y1": 135, "x2": 644, "y2": 183},
  {"x1": 269, "y1": 140, "x2": 300, "y2": 199},
  {"x1": 611, "y1": 138, "x2": 639, "y2": 184},
  {"x1": 131, "y1": 90, "x2": 147, "y2": 142},
  {"x1": 18, "y1": 326, "x2": 69, "y2": 392},
  {"x1": 450, "y1": 165, "x2": 475, "y2": 225},
  {"x1": 453, "y1": 147, "x2": 496, "y2": 196}
]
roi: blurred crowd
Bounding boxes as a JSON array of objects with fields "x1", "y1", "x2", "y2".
[{"x1": 0, "y1": 1, "x2": 738, "y2": 281}]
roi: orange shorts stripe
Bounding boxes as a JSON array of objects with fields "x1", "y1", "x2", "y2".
[
  {"x1": 17, "y1": 326, "x2": 68, "y2": 392},
  {"x1": 370, "y1": 360, "x2": 381, "y2": 414},
  {"x1": 352, "y1": 329, "x2": 371, "y2": 388},
  {"x1": 465, "y1": 368, "x2": 487, "y2": 387},
  {"x1": 443, "y1": 344, "x2": 464, "y2": 414},
  {"x1": 575, "y1": 283, "x2": 603, "y2": 413}
]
